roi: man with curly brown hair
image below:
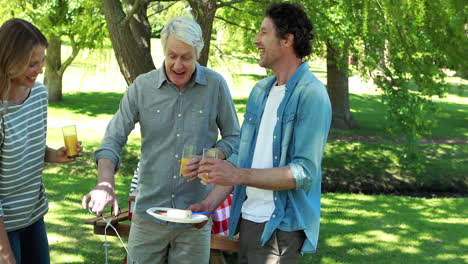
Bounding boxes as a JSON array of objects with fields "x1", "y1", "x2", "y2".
[{"x1": 194, "y1": 2, "x2": 332, "y2": 263}]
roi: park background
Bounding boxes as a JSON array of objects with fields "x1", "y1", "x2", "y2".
[{"x1": 1, "y1": 0, "x2": 467, "y2": 263}]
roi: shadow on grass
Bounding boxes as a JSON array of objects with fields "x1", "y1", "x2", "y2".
[
  {"x1": 49, "y1": 92, "x2": 123, "y2": 117},
  {"x1": 43, "y1": 142, "x2": 139, "y2": 263},
  {"x1": 322, "y1": 142, "x2": 468, "y2": 194},
  {"x1": 441, "y1": 82, "x2": 466, "y2": 98},
  {"x1": 343, "y1": 93, "x2": 467, "y2": 139},
  {"x1": 430, "y1": 100, "x2": 468, "y2": 139},
  {"x1": 300, "y1": 194, "x2": 467, "y2": 264}
]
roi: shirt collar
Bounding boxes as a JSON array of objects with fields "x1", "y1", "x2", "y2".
[
  {"x1": 284, "y1": 61, "x2": 309, "y2": 91},
  {"x1": 155, "y1": 61, "x2": 208, "y2": 89}
]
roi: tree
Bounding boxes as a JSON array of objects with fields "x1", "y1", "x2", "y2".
[
  {"x1": 101, "y1": 0, "x2": 248, "y2": 84},
  {"x1": 300, "y1": 1, "x2": 361, "y2": 129},
  {"x1": 103, "y1": 0, "x2": 466, "y2": 145},
  {"x1": 304, "y1": 0, "x2": 466, "y2": 151},
  {"x1": 3, "y1": 0, "x2": 107, "y2": 101},
  {"x1": 216, "y1": 0, "x2": 467, "y2": 143},
  {"x1": 101, "y1": 0, "x2": 156, "y2": 85},
  {"x1": 212, "y1": 1, "x2": 359, "y2": 129}
]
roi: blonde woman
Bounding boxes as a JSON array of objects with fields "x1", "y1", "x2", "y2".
[{"x1": 0, "y1": 18, "x2": 81, "y2": 264}]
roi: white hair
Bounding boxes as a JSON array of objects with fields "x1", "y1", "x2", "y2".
[{"x1": 160, "y1": 16, "x2": 204, "y2": 59}]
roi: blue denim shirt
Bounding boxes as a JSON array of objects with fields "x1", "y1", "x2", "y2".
[{"x1": 227, "y1": 62, "x2": 331, "y2": 254}]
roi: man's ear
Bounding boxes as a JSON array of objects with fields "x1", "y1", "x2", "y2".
[{"x1": 282, "y1": 33, "x2": 294, "y2": 48}]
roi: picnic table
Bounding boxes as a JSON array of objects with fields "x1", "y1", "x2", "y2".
[{"x1": 84, "y1": 207, "x2": 239, "y2": 264}]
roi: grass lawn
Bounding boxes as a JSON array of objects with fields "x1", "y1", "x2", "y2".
[
  {"x1": 301, "y1": 193, "x2": 468, "y2": 264},
  {"x1": 39, "y1": 42, "x2": 468, "y2": 263},
  {"x1": 43, "y1": 158, "x2": 468, "y2": 264}
]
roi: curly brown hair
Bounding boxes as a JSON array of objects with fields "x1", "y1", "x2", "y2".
[{"x1": 265, "y1": 2, "x2": 314, "y2": 59}]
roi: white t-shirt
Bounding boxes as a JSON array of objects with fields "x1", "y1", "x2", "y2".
[{"x1": 241, "y1": 83, "x2": 286, "y2": 223}]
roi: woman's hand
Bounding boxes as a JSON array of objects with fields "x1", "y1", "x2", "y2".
[{"x1": 45, "y1": 142, "x2": 83, "y2": 163}]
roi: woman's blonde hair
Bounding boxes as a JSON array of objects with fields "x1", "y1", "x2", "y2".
[{"x1": 0, "y1": 18, "x2": 48, "y2": 103}]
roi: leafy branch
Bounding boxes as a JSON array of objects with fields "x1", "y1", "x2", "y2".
[{"x1": 214, "y1": 15, "x2": 255, "y2": 32}]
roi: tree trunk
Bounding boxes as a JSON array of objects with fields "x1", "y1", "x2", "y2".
[
  {"x1": 187, "y1": 0, "x2": 217, "y2": 67},
  {"x1": 127, "y1": 0, "x2": 153, "y2": 66},
  {"x1": 45, "y1": 34, "x2": 62, "y2": 102},
  {"x1": 101, "y1": 0, "x2": 155, "y2": 84},
  {"x1": 326, "y1": 42, "x2": 358, "y2": 129}
]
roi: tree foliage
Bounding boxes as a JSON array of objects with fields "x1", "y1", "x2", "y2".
[
  {"x1": 217, "y1": 0, "x2": 466, "y2": 143},
  {"x1": 0, "y1": 0, "x2": 107, "y2": 101}
]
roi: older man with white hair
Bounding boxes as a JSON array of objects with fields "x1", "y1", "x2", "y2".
[{"x1": 82, "y1": 16, "x2": 240, "y2": 263}]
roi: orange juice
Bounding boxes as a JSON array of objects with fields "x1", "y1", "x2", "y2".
[
  {"x1": 179, "y1": 157, "x2": 191, "y2": 176},
  {"x1": 201, "y1": 148, "x2": 218, "y2": 181},
  {"x1": 64, "y1": 135, "x2": 78, "y2": 158},
  {"x1": 200, "y1": 163, "x2": 213, "y2": 180}
]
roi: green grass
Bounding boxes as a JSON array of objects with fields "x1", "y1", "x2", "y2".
[
  {"x1": 322, "y1": 142, "x2": 468, "y2": 193},
  {"x1": 44, "y1": 91, "x2": 467, "y2": 263},
  {"x1": 300, "y1": 193, "x2": 468, "y2": 264},
  {"x1": 43, "y1": 162, "x2": 468, "y2": 264},
  {"x1": 44, "y1": 144, "x2": 136, "y2": 263}
]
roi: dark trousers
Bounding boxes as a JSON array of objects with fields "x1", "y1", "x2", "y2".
[
  {"x1": 239, "y1": 218, "x2": 306, "y2": 264},
  {"x1": 7, "y1": 217, "x2": 50, "y2": 264}
]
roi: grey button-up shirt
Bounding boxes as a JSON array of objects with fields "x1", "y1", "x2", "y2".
[{"x1": 95, "y1": 62, "x2": 240, "y2": 225}]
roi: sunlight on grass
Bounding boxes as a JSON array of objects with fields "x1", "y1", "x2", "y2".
[
  {"x1": 327, "y1": 218, "x2": 357, "y2": 226},
  {"x1": 363, "y1": 230, "x2": 398, "y2": 243},
  {"x1": 306, "y1": 193, "x2": 468, "y2": 264}
]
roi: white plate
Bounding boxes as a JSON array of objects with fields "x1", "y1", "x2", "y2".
[{"x1": 146, "y1": 207, "x2": 208, "y2": 224}]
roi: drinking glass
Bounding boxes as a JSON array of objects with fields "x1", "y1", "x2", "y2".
[
  {"x1": 62, "y1": 125, "x2": 78, "y2": 158},
  {"x1": 180, "y1": 144, "x2": 196, "y2": 176},
  {"x1": 201, "y1": 148, "x2": 218, "y2": 180}
]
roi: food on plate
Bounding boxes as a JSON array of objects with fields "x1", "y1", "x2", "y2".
[{"x1": 157, "y1": 209, "x2": 192, "y2": 218}]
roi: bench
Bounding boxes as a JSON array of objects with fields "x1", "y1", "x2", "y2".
[{"x1": 84, "y1": 208, "x2": 239, "y2": 264}]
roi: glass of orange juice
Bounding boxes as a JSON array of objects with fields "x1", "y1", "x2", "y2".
[
  {"x1": 201, "y1": 148, "x2": 218, "y2": 180},
  {"x1": 180, "y1": 144, "x2": 196, "y2": 176},
  {"x1": 62, "y1": 125, "x2": 78, "y2": 158}
]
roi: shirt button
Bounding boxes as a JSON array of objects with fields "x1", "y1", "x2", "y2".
[
  {"x1": 274, "y1": 197, "x2": 277, "y2": 200},
  {"x1": 199, "y1": 110, "x2": 203, "y2": 114},
  {"x1": 272, "y1": 214, "x2": 276, "y2": 218},
  {"x1": 173, "y1": 175, "x2": 177, "y2": 179},
  {"x1": 178, "y1": 113, "x2": 182, "y2": 117},
  {"x1": 175, "y1": 154, "x2": 179, "y2": 158},
  {"x1": 156, "y1": 109, "x2": 160, "y2": 113},
  {"x1": 171, "y1": 194, "x2": 175, "y2": 198},
  {"x1": 179, "y1": 92, "x2": 182, "y2": 95},
  {"x1": 274, "y1": 156, "x2": 278, "y2": 160},
  {"x1": 273, "y1": 136, "x2": 277, "y2": 140},
  {"x1": 176, "y1": 133, "x2": 180, "y2": 137},
  {"x1": 249, "y1": 118, "x2": 252, "y2": 121}
]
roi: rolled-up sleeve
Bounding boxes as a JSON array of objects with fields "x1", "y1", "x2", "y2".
[
  {"x1": 215, "y1": 78, "x2": 240, "y2": 159},
  {"x1": 94, "y1": 82, "x2": 140, "y2": 172},
  {"x1": 289, "y1": 82, "x2": 331, "y2": 190}
]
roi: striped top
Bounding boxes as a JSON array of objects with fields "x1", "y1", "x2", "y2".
[{"x1": 0, "y1": 82, "x2": 49, "y2": 232}]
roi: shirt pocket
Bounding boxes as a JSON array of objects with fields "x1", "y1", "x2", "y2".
[
  {"x1": 190, "y1": 103, "x2": 209, "y2": 136},
  {"x1": 240, "y1": 111, "x2": 258, "y2": 143},
  {"x1": 141, "y1": 104, "x2": 173, "y2": 135},
  {"x1": 281, "y1": 111, "x2": 296, "y2": 150}
]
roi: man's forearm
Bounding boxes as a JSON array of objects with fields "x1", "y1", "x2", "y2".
[
  {"x1": 97, "y1": 159, "x2": 116, "y2": 188},
  {"x1": 0, "y1": 217, "x2": 15, "y2": 264},
  {"x1": 239, "y1": 166, "x2": 296, "y2": 191},
  {"x1": 216, "y1": 148, "x2": 226, "y2": 160},
  {"x1": 203, "y1": 185, "x2": 233, "y2": 212}
]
